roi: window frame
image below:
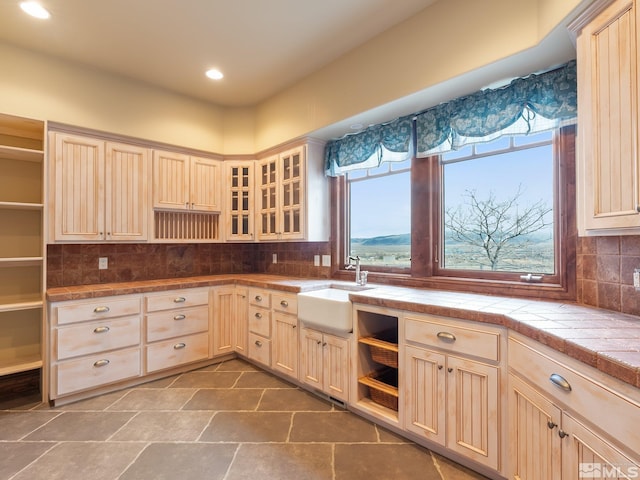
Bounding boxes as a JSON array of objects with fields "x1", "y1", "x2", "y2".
[{"x1": 331, "y1": 125, "x2": 576, "y2": 300}]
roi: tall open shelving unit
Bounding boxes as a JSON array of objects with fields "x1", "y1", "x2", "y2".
[{"x1": 0, "y1": 113, "x2": 45, "y2": 397}]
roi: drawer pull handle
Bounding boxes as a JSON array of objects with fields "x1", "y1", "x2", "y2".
[
  {"x1": 280, "y1": 300, "x2": 289, "y2": 307},
  {"x1": 255, "y1": 340, "x2": 262, "y2": 347},
  {"x1": 93, "y1": 359, "x2": 110, "y2": 367},
  {"x1": 173, "y1": 314, "x2": 186, "y2": 321},
  {"x1": 93, "y1": 326, "x2": 110, "y2": 334},
  {"x1": 174, "y1": 297, "x2": 186, "y2": 303},
  {"x1": 173, "y1": 343, "x2": 186, "y2": 350},
  {"x1": 549, "y1": 373, "x2": 572, "y2": 391},
  {"x1": 255, "y1": 312, "x2": 262, "y2": 319},
  {"x1": 255, "y1": 295, "x2": 262, "y2": 301},
  {"x1": 437, "y1": 332, "x2": 456, "y2": 342},
  {"x1": 94, "y1": 306, "x2": 110, "y2": 313}
]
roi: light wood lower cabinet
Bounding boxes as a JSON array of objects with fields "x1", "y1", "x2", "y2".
[
  {"x1": 271, "y1": 292, "x2": 298, "y2": 379},
  {"x1": 403, "y1": 313, "x2": 503, "y2": 472},
  {"x1": 247, "y1": 288, "x2": 272, "y2": 367},
  {"x1": 508, "y1": 334, "x2": 640, "y2": 479},
  {"x1": 49, "y1": 294, "x2": 143, "y2": 399},
  {"x1": 144, "y1": 288, "x2": 210, "y2": 372},
  {"x1": 299, "y1": 326, "x2": 349, "y2": 402}
]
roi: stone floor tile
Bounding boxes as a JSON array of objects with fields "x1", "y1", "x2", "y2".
[
  {"x1": 49, "y1": 389, "x2": 128, "y2": 411},
  {"x1": 226, "y1": 443, "x2": 333, "y2": 480},
  {"x1": 135, "y1": 374, "x2": 180, "y2": 388},
  {"x1": 107, "y1": 388, "x2": 195, "y2": 410},
  {"x1": 200, "y1": 411, "x2": 292, "y2": 442},
  {"x1": 376, "y1": 425, "x2": 412, "y2": 443},
  {"x1": 0, "y1": 393, "x2": 42, "y2": 411},
  {"x1": 215, "y1": 358, "x2": 262, "y2": 372},
  {"x1": 257, "y1": 387, "x2": 334, "y2": 412},
  {"x1": 0, "y1": 442, "x2": 54, "y2": 479},
  {"x1": 23, "y1": 411, "x2": 134, "y2": 441},
  {"x1": 110, "y1": 410, "x2": 213, "y2": 441},
  {"x1": 0, "y1": 411, "x2": 61, "y2": 440},
  {"x1": 10, "y1": 441, "x2": 144, "y2": 480},
  {"x1": 182, "y1": 388, "x2": 263, "y2": 411},
  {"x1": 432, "y1": 452, "x2": 491, "y2": 479},
  {"x1": 335, "y1": 443, "x2": 440, "y2": 480},
  {"x1": 290, "y1": 411, "x2": 379, "y2": 443},
  {"x1": 120, "y1": 443, "x2": 238, "y2": 480},
  {"x1": 234, "y1": 370, "x2": 297, "y2": 389},
  {"x1": 168, "y1": 371, "x2": 241, "y2": 388}
]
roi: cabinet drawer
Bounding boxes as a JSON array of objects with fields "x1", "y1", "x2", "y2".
[
  {"x1": 146, "y1": 332, "x2": 209, "y2": 373},
  {"x1": 54, "y1": 296, "x2": 141, "y2": 325},
  {"x1": 145, "y1": 288, "x2": 209, "y2": 312},
  {"x1": 272, "y1": 292, "x2": 297, "y2": 314},
  {"x1": 509, "y1": 336, "x2": 640, "y2": 451},
  {"x1": 248, "y1": 288, "x2": 271, "y2": 308},
  {"x1": 248, "y1": 332, "x2": 271, "y2": 366},
  {"x1": 248, "y1": 306, "x2": 271, "y2": 337},
  {"x1": 146, "y1": 306, "x2": 209, "y2": 342},
  {"x1": 55, "y1": 315, "x2": 141, "y2": 360},
  {"x1": 404, "y1": 315, "x2": 501, "y2": 362},
  {"x1": 55, "y1": 347, "x2": 141, "y2": 397}
]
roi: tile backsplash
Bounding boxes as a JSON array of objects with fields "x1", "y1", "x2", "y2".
[
  {"x1": 577, "y1": 235, "x2": 640, "y2": 316},
  {"x1": 46, "y1": 242, "x2": 331, "y2": 288}
]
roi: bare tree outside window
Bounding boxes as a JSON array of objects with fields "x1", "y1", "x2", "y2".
[{"x1": 444, "y1": 185, "x2": 553, "y2": 272}]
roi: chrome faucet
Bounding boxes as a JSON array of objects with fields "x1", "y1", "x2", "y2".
[{"x1": 346, "y1": 255, "x2": 367, "y2": 285}]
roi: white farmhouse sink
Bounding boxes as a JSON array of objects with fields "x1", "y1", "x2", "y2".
[{"x1": 297, "y1": 284, "x2": 371, "y2": 333}]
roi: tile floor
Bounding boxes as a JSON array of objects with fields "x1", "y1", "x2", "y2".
[{"x1": 0, "y1": 359, "x2": 488, "y2": 480}]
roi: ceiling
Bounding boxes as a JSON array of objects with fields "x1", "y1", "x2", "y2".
[{"x1": 0, "y1": 0, "x2": 437, "y2": 107}]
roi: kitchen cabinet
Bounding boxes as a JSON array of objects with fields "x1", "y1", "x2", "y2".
[
  {"x1": 153, "y1": 150, "x2": 222, "y2": 212},
  {"x1": 224, "y1": 161, "x2": 254, "y2": 241},
  {"x1": 212, "y1": 285, "x2": 236, "y2": 357},
  {"x1": 572, "y1": 0, "x2": 640, "y2": 234},
  {"x1": 247, "y1": 288, "x2": 272, "y2": 367},
  {"x1": 300, "y1": 326, "x2": 350, "y2": 402},
  {"x1": 256, "y1": 140, "x2": 329, "y2": 241},
  {"x1": 271, "y1": 292, "x2": 298, "y2": 379},
  {"x1": 49, "y1": 294, "x2": 143, "y2": 399},
  {"x1": 233, "y1": 286, "x2": 248, "y2": 355},
  {"x1": 0, "y1": 113, "x2": 45, "y2": 387},
  {"x1": 144, "y1": 288, "x2": 210, "y2": 373},
  {"x1": 508, "y1": 333, "x2": 640, "y2": 479},
  {"x1": 403, "y1": 313, "x2": 503, "y2": 472},
  {"x1": 49, "y1": 132, "x2": 150, "y2": 242}
]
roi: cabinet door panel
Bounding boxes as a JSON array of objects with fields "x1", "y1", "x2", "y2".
[
  {"x1": 508, "y1": 374, "x2": 562, "y2": 480},
  {"x1": 213, "y1": 286, "x2": 234, "y2": 356},
  {"x1": 272, "y1": 312, "x2": 298, "y2": 378},
  {"x1": 153, "y1": 150, "x2": 190, "y2": 210},
  {"x1": 446, "y1": 355, "x2": 499, "y2": 470},
  {"x1": 53, "y1": 133, "x2": 104, "y2": 241},
  {"x1": 404, "y1": 345, "x2": 446, "y2": 444},
  {"x1": 105, "y1": 142, "x2": 149, "y2": 241},
  {"x1": 190, "y1": 156, "x2": 221, "y2": 212},
  {"x1": 300, "y1": 327, "x2": 323, "y2": 389},
  {"x1": 323, "y1": 333, "x2": 348, "y2": 401},
  {"x1": 234, "y1": 287, "x2": 248, "y2": 354}
]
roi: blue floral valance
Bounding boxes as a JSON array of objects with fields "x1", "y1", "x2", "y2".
[{"x1": 324, "y1": 60, "x2": 577, "y2": 176}]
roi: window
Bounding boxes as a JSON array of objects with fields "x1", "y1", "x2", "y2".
[
  {"x1": 337, "y1": 126, "x2": 575, "y2": 298},
  {"x1": 440, "y1": 131, "x2": 555, "y2": 275},
  {"x1": 346, "y1": 158, "x2": 411, "y2": 270}
]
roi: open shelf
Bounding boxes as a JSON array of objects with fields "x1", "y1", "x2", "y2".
[
  {"x1": 0, "y1": 144, "x2": 43, "y2": 163},
  {"x1": 0, "y1": 257, "x2": 44, "y2": 268},
  {"x1": 0, "y1": 356, "x2": 42, "y2": 376}
]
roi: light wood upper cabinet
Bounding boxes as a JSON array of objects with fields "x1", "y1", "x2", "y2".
[
  {"x1": 153, "y1": 150, "x2": 221, "y2": 212},
  {"x1": 224, "y1": 161, "x2": 254, "y2": 241},
  {"x1": 573, "y1": 0, "x2": 640, "y2": 234},
  {"x1": 50, "y1": 133, "x2": 150, "y2": 242}
]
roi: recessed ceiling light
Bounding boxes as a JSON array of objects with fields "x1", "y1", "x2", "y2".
[
  {"x1": 205, "y1": 69, "x2": 224, "y2": 80},
  {"x1": 20, "y1": 1, "x2": 50, "y2": 19}
]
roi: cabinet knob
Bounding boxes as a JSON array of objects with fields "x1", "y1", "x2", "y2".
[
  {"x1": 93, "y1": 306, "x2": 110, "y2": 313},
  {"x1": 438, "y1": 365, "x2": 443, "y2": 370},
  {"x1": 558, "y1": 430, "x2": 568, "y2": 439},
  {"x1": 447, "y1": 367, "x2": 453, "y2": 373},
  {"x1": 174, "y1": 297, "x2": 186, "y2": 303},
  {"x1": 317, "y1": 340, "x2": 322, "y2": 345},
  {"x1": 255, "y1": 340, "x2": 263, "y2": 347},
  {"x1": 173, "y1": 314, "x2": 186, "y2": 321},
  {"x1": 292, "y1": 324, "x2": 297, "y2": 329},
  {"x1": 547, "y1": 421, "x2": 557, "y2": 430},
  {"x1": 93, "y1": 359, "x2": 110, "y2": 368},
  {"x1": 93, "y1": 326, "x2": 110, "y2": 334},
  {"x1": 173, "y1": 343, "x2": 186, "y2": 350},
  {"x1": 255, "y1": 295, "x2": 262, "y2": 301},
  {"x1": 280, "y1": 300, "x2": 289, "y2": 307},
  {"x1": 255, "y1": 312, "x2": 262, "y2": 319}
]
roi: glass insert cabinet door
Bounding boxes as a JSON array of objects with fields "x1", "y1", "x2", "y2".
[
  {"x1": 257, "y1": 146, "x2": 305, "y2": 240},
  {"x1": 226, "y1": 161, "x2": 254, "y2": 240}
]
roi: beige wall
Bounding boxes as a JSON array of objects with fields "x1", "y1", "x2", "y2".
[{"x1": 0, "y1": 0, "x2": 585, "y2": 155}]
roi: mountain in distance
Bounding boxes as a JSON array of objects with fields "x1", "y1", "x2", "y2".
[{"x1": 352, "y1": 233, "x2": 410, "y2": 245}]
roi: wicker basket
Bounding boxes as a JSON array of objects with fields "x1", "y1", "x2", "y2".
[
  {"x1": 359, "y1": 330, "x2": 399, "y2": 368},
  {"x1": 358, "y1": 368, "x2": 398, "y2": 411}
]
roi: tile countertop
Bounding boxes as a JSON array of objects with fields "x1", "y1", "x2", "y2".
[{"x1": 46, "y1": 274, "x2": 640, "y2": 389}]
